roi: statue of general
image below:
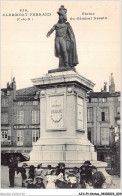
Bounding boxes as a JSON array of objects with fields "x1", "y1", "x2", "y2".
[{"x1": 47, "y1": 5, "x2": 78, "y2": 68}]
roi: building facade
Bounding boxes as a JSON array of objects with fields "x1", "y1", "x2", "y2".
[
  {"x1": 87, "y1": 73, "x2": 120, "y2": 163},
  {"x1": 1, "y1": 74, "x2": 120, "y2": 165},
  {"x1": 1, "y1": 78, "x2": 40, "y2": 163}
]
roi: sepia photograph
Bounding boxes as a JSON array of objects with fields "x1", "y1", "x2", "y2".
[{"x1": 1, "y1": 0, "x2": 121, "y2": 195}]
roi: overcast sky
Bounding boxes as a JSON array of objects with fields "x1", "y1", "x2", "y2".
[{"x1": 1, "y1": 1, "x2": 120, "y2": 92}]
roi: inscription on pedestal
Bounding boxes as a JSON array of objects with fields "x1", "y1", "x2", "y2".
[
  {"x1": 46, "y1": 95, "x2": 64, "y2": 130},
  {"x1": 77, "y1": 97, "x2": 84, "y2": 130}
]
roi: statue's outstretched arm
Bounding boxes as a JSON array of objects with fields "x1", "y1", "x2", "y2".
[{"x1": 46, "y1": 25, "x2": 55, "y2": 37}]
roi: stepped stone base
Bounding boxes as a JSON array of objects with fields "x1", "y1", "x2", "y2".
[{"x1": 29, "y1": 138, "x2": 97, "y2": 162}]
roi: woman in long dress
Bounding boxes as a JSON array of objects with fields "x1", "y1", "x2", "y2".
[{"x1": 46, "y1": 170, "x2": 57, "y2": 189}]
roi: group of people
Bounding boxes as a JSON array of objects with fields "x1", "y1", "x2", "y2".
[{"x1": 8, "y1": 156, "x2": 106, "y2": 189}]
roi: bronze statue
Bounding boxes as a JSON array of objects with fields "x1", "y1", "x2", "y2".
[{"x1": 47, "y1": 5, "x2": 78, "y2": 68}]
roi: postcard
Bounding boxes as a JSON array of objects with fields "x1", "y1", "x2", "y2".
[{"x1": 1, "y1": 1, "x2": 121, "y2": 195}]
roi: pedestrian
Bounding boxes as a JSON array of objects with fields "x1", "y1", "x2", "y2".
[
  {"x1": 26, "y1": 178, "x2": 35, "y2": 189},
  {"x1": 8, "y1": 155, "x2": 16, "y2": 187},
  {"x1": 58, "y1": 162, "x2": 65, "y2": 177},
  {"x1": 28, "y1": 165, "x2": 35, "y2": 180},
  {"x1": 68, "y1": 171, "x2": 77, "y2": 188},
  {"x1": 35, "y1": 164, "x2": 43, "y2": 176},
  {"x1": 83, "y1": 161, "x2": 93, "y2": 184},
  {"x1": 73, "y1": 167, "x2": 80, "y2": 187},
  {"x1": 80, "y1": 165, "x2": 86, "y2": 188},
  {"x1": 91, "y1": 166, "x2": 106, "y2": 189},
  {"x1": 20, "y1": 164, "x2": 27, "y2": 187},
  {"x1": 35, "y1": 176, "x2": 45, "y2": 188},
  {"x1": 46, "y1": 165, "x2": 52, "y2": 175},
  {"x1": 55, "y1": 166, "x2": 60, "y2": 176},
  {"x1": 46, "y1": 170, "x2": 57, "y2": 189},
  {"x1": 56, "y1": 172, "x2": 68, "y2": 188}
]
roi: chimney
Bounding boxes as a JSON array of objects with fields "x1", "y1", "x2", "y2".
[
  {"x1": 12, "y1": 77, "x2": 16, "y2": 99},
  {"x1": 104, "y1": 82, "x2": 107, "y2": 92},
  {"x1": 109, "y1": 73, "x2": 115, "y2": 94},
  {"x1": 7, "y1": 82, "x2": 10, "y2": 89}
]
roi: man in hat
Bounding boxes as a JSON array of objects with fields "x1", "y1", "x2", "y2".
[
  {"x1": 91, "y1": 166, "x2": 106, "y2": 189},
  {"x1": 58, "y1": 162, "x2": 65, "y2": 177},
  {"x1": 81, "y1": 161, "x2": 93, "y2": 184},
  {"x1": 8, "y1": 155, "x2": 17, "y2": 187},
  {"x1": 47, "y1": 5, "x2": 78, "y2": 68}
]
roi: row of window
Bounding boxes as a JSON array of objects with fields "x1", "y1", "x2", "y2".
[
  {"x1": 1, "y1": 106, "x2": 120, "y2": 125},
  {"x1": 1, "y1": 130, "x2": 39, "y2": 146},
  {"x1": 1, "y1": 128, "x2": 110, "y2": 146},
  {"x1": 1, "y1": 111, "x2": 39, "y2": 124},
  {"x1": 87, "y1": 107, "x2": 120, "y2": 122},
  {"x1": 2, "y1": 96, "x2": 120, "y2": 107},
  {"x1": 17, "y1": 111, "x2": 39, "y2": 124},
  {"x1": 88, "y1": 127, "x2": 110, "y2": 145},
  {"x1": 88, "y1": 97, "x2": 120, "y2": 103},
  {"x1": 17, "y1": 101, "x2": 39, "y2": 106},
  {"x1": 1, "y1": 99, "x2": 39, "y2": 107}
]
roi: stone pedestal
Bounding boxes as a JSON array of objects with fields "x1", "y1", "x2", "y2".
[{"x1": 26, "y1": 70, "x2": 111, "y2": 183}]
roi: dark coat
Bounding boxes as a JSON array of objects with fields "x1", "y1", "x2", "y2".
[
  {"x1": 80, "y1": 170, "x2": 86, "y2": 181},
  {"x1": 92, "y1": 171, "x2": 106, "y2": 188},
  {"x1": 66, "y1": 22, "x2": 79, "y2": 67},
  {"x1": 20, "y1": 167, "x2": 27, "y2": 180}
]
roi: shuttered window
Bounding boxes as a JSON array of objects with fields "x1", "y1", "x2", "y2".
[
  {"x1": 1, "y1": 99, "x2": 8, "y2": 107},
  {"x1": 87, "y1": 108, "x2": 93, "y2": 122},
  {"x1": 101, "y1": 128, "x2": 109, "y2": 145},
  {"x1": 17, "y1": 130, "x2": 23, "y2": 146},
  {"x1": 1, "y1": 113, "x2": 8, "y2": 124},
  {"x1": 32, "y1": 130, "x2": 39, "y2": 144},
  {"x1": 17, "y1": 111, "x2": 24, "y2": 124},
  {"x1": 32, "y1": 111, "x2": 39, "y2": 124}
]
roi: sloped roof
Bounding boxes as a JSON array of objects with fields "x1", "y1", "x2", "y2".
[
  {"x1": 88, "y1": 91, "x2": 120, "y2": 98},
  {"x1": 16, "y1": 86, "x2": 39, "y2": 96},
  {"x1": 15, "y1": 86, "x2": 40, "y2": 101}
]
